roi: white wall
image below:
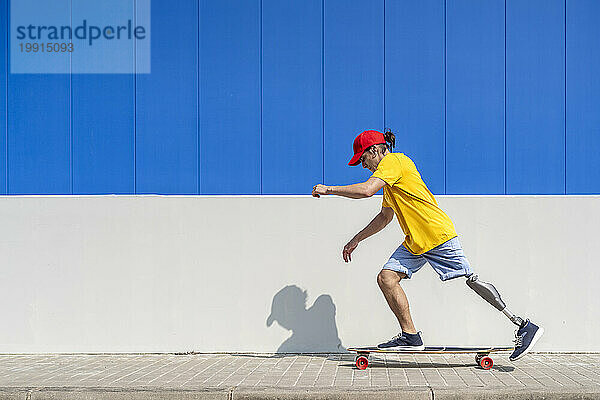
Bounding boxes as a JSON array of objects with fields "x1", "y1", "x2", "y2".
[{"x1": 0, "y1": 196, "x2": 598, "y2": 353}]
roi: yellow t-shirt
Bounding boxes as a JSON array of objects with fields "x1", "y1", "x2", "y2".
[{"x1": 372, "y1": 153, "x2": 457, "y2": 255}]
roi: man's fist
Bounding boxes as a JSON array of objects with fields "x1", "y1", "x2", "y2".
[{"x1": 312, "y1": 184, "x2": 328, "y2": 198}]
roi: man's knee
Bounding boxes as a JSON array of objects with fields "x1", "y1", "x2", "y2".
[{"x1": 377, "y1": 269, "x2": 406, "y2": 290}]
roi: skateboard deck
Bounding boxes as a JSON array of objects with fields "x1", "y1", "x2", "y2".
[{"x1": 348, "y1": 346, "x2": 514, "y2": 370}]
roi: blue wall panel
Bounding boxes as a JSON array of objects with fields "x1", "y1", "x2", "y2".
[
  {"x1": 446, "y1": 0, "x2": 505, "y2": 195},
  {"x1": 262, "y1": 0, "x2": 323, "y2": 194},
  {"x1": 385, "y1": 0, "x2": 445, "y2": 194},
  {"x1": 135, "y1": 0, "x2": 198, "y2": 194},
  {"x1": 7, "y1": 0, "x2": 71, "y2": 195},
  {"x1": 566, "y1": 0, "x2": 600, "y2": 194},
  {"x1": 200, "y1": 0, "x2": 261, "y2": 195},
  {"x1": 506, "y1": 0, "x2": 565, "y2": 194},
  {"x1": 72, "y1": 1, "x2": 135, "y2": 194},
  {"x1": 8, "y1": 74, "x2": 71, "y2": 194},
  {"x1": 72, "y1": 75, "x2": 134, "y2": 194},
  {"x1": 0, "y1": 0, "x2": 6, "y2": 194},
  {"x1": 323, "y1": 0, "x2": 383, "y2": 187}
]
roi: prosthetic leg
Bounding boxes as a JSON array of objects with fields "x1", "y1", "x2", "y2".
[{"x1": 466, "y1": 274, "x2": 525, "y2": 328}]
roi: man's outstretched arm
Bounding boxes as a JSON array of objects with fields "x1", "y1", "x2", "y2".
[{"x1": 312, "y1": 177, "x2": 386, "y2": 199}]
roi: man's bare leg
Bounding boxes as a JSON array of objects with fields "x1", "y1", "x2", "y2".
[{"x1": 377, "y1": 269, "x2": 417, "y2": 334}]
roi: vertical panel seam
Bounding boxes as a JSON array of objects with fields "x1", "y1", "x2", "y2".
[
  {"x1": 134, "y1": 0, "x2": 137, "y2": 194},
  {"x1": 443, "y1": 0, "x2": 447, "y2": 195},
  {"x1": 260, "y1": 0, "x2": 263, "y2": 194},
  {"x1": 197, "y1": 0, "x2": 201, "y2": 194},
  {"x1": 564, "y1": 0, "x2": 567, "y2": 194},
  {"x1": 70, "y1": 0, "x2": 73, "y2": 194},
  {"x1": 504, "y1": 0, "x2": 507, "y2": 195},
  {"x1": 321, "y1": 0, "x2": 324, "y2": 184},
  {"x1": 5, "y1": 0, "x2": 8, "y2": 194}
]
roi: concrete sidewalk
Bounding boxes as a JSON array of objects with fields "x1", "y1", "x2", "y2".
[{"x1": 1, "y1": 353, "x2": 599, "y2": 399}]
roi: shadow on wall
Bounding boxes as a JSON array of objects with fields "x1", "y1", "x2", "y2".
[{"x1": 266, "y1": 285, "x2": 345, "y2": 353}]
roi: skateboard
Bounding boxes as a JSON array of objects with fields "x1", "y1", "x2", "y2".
[{"x1": 348, "y1": 346, "x2": 514, "y2": 370}]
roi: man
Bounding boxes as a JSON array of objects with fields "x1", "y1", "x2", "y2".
[{"x1": 312, "y1": 129, "x2": 543, "y2": 361}]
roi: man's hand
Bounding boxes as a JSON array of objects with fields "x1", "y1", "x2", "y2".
[
  {"x1": 312, "y1": 184, "x2": 328, "y2": 198},
  {"x1": 342, "y1": 238, "x2": 359, "y2": 262}
]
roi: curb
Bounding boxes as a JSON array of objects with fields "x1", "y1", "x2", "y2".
[
  {"x1": 1, "y1": 387, "x2": 599, "y2": 400},
  {"x1": 0, "y1": 388, "x2": 230, "y2": 400},
  {"x1": 433, "y1": 388, "x2": 600, "y2": 400},
  {"x1": 232, "y1": 387, "x2": 431, "y2": 399}
]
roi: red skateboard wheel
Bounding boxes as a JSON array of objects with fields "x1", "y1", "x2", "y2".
[
  {"x1": 355, "y1": 356, "x2": 369, "y2": 370},
  {"x1": 480, "y1": 356, "x2": 493, "y2": 370}
]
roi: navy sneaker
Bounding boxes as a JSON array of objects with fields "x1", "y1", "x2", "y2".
[
  {"x1": 378, "y1": 332, "x2": 425, "y2": 350},
  {"x1": 509, "y1": 319, "x2": 544, "y2": 361}
]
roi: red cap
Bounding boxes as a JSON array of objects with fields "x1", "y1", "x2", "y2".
[{"x1": 348, "y1": 130, "x2": 386, "y2": 166}]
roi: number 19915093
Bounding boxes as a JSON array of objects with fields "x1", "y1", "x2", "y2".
[{"x1": 19, "y1": 43, "x2": 74, "y2": 53}]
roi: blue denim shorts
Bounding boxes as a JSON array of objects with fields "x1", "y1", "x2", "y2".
[{"x1": 382, "y1": 237, "x2": 472, "y2": 281}]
